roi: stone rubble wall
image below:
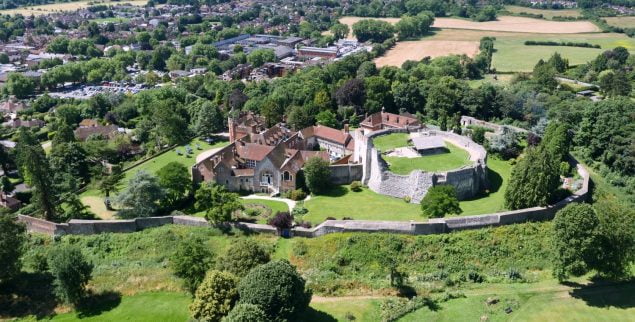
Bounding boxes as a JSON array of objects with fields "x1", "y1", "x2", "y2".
[{"x1": 329, "y1": 164, "x2": 363, "y2": 185}]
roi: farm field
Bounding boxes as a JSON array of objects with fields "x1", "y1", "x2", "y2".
[
  {"x1": 0, "y1": 0, "x2": 148, "y2": 15},
  {"x1": 503, "y1": 5, "x2": 582, "y2": 19},
  {"x1": 604, "y1": 16, "x2": 635, "y2": 28},
  {"x1": 432, "y1": 16, "x2": 599, "y2": 33},
  {"x1": 339, "y1": 16, "x2": 599, "y2": 37},
  {"x1": 375, "y1": 40, "x2": 480, "y2": 67},
  {"x1": 383, "y1": 143, "x2": 472, "y2": 174}
]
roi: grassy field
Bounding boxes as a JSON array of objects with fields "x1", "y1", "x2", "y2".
[
  {"x1": 0, "y1": 0, "x2": 148, "y2": 15},
  {"x1": 604, "y1": 16, "x2": 635, "y2": 28},
  {"x1": 303, "y1": 185, "x2": 421, "y2": 223},
  {"x1": 459, "y1": 157, "x2": 512, "y2": 215},
  {"x1": 468, "y1": 74, "x2": 514, "y2": 88},
  {"x1": 491, "y1": 33, "x2": 635, "y2": 72},
  {"x1": 503, "y1": 5, "x2": 582, "y2": 19},
  {"x1": 383, "y1": 143, "x2": 472, "y2": 174},
  {"x1": 373, "y1": 133, "x2": 410, "y2": 151},
  {"x1": 50, "y1": 292, "x2": 190, "y2": 322},
  {"x1": 80, "y1": 138, "x2": 228, "y2": 219}
]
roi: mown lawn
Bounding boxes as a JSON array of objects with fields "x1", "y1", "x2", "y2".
[
  {"x1": 383, "y1": 143, "x2": 472, "y2": 174},
  {"x1": 49, "y1": 292, "x2": 190, "y2": 322},
  {"x1": 459, "y1": 157, "x2": 513, "y2": 216},
  {"x1": 373, "y1": 133, "x2": 410, "y2": 151},
  {"x1": 81, "y1": 138, "x2": 228, "y2": 219},
  {"x1": 303, "y1": 185, "x2": 422, "y2": 224}
]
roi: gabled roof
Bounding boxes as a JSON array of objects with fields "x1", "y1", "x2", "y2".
[
  {"x1": 235, "y1": 142, "x2": 275, "y2": 161},
  {"x1": 301, "y1": 125, "x2": 351, "y2": 146}
]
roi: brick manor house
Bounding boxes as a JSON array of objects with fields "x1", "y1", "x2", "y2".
[{"x1": 192, "y1": 111, "x2": 420, "y2": 194}]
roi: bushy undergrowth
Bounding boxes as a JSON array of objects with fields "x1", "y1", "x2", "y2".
[
  {"x1": 22, "y1": 226, "x2": 277, "y2": 294},
  {"x1": 293, "y1": 222, "x2": 553, "y2": 294}
]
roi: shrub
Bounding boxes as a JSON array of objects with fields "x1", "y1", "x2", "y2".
[
  {"x1": 216, "y1": 239, "x2": 270, "y2": 277},
  {"x1": 380, "y1": 296, "x2": 436, "y2": 322},
  {"x1": 0, "y1": 215, "x2": 26, "y2": 283},
  {"x1": 268, "y1": 212, "x2": 293, "y2": 230},
  {"x1": 48, "y1": 245, "x2": 93, "y2": 306},
  {"x1": 170, "y1": 237, "x2": 214, "y2": 294},
  {"x1": 350, "y1": 181, "x2": 362, "y2": 192},
  {"x1": 291, "y1": 206, "x2": 308, "y2": 216},
  {"x1": 292, "y1": 240, "x2": 308, "y2": 256},
  {"x1": 189, "y1": 270, "x2": 238, "y2": 321},
  {"x1": 244, "y1": 208, "x2": 261, "y2": 217},
  {"x1": 403, "y1": 196, "x2": 411, "y2": 203},
  {"x1": 295, "y1": 219, "x2": 312, "y2": 229},
  {"x1": 420, "y1": 185, "x2": 462, "y2": 218},
  {"x1": 325, "y1": 216, "x2": 336, "y2": 220},
  {"x1": 223, "y1": 303, "x2": 268, "y2": 322},
  {"x1": 287, "y1": 189, "x2": 307, "y2": 201},
  {"x1": 238, "y1": 260, "x2": 312, "y2": 320}
]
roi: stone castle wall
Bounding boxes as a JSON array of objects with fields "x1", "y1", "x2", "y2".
[{"x1": 355, "y1": 127, "x2": 487, "y2": 203}]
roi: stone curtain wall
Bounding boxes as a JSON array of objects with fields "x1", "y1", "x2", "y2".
[
  {"x1": 18, "y1": 159, "x2": 589, "y2": 238},
  {"x1": 328, "y1": 164, "x2": 363, "y2": 185},
  {"x1": 356, "y1": 127, "x2": 488, "y2": 203}
]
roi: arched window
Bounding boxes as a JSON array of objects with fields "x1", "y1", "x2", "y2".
[{"x1": 283, "y1": 171, "x2": 291, "y2": 181}]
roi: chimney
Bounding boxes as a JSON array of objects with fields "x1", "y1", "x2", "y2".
[{"x1": 343, "y1": 124, "x2": 349, "y2": 133}]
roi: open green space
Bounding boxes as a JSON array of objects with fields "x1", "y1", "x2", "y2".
[
  {"x1": 383, "y1": 143, "x2": 472, "y2": 174},
  {"x1": 503, "y1": 5, "x2": 581, "y2": 19},
  {"x1": 50, "y1": 292, "x2": 189, "y2": 322},
  {"x1": 122, "y1": 138, "x2": 228, "y2": 184},
  {"x1": 303, "y1": 185, "x2": 421, "y2": 223},
  {"x1": 80, "y1": 138, "x2": 228, "y2": 219},
  {"x1": 459, "y1": 157, "x2": 512, "y2": 215},
  {"x1": 604, "y1": 16, "x2": 635, "y2": 28},
  {"x1": 373, "y1": 133, "x2": 410, "y2": 151},
  {"x1": 492, "y1": 34, "x2": 635, "y2": 72}
]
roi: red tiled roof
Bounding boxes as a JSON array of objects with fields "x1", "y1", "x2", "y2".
[
  {"x1": 301, "y1": 125, "x2": 351, "y2": 145},
  {"x1": 235, "y1": 142, "x2": 275, "y2": 161}
]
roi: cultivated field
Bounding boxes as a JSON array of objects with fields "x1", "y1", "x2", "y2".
[
  {"x1": 604, "y1": 16, "x2": 635, "y2": 28},
  {"x1": 0, "y1": 0, "x2": 148, "y2": 16},
  {"x1": 339, "y1": 16, "x2": 599, "y2": 37},
  {"x1": 432, "y1": 16, "x2": 599, "y2": 33},
  {"x1": 504, "y1": 5, "x2": 582, "y2": 19},
  {"x1": 374, "y1": 40, "x2": 480, "y2": 67}
]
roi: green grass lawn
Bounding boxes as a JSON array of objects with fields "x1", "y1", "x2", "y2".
[
  {"x1": 122, "y1": 138, "x2": 228, "y2": 184},
  {"x1": 49, "y1": 292, "x2": 189, "y2": 322},
  {"x1": 383, "y1": 143, "x2": 472, "y2": 174},
  {"x1": 459, "y1": 157, "x2": 513, "y2": 216},
  {"x1": 308, "y1": 299, "x2": 382, "y2": 322},
  {"x1": 242, "y1": 199, "x2": 289, "y2": 214},
  {"x1": 492, "y1": 33, "x2": 635, "y2": 72},
  {"x1": 303, "y1": 185, "x2": 422, "y2": 224},
  {"x1": 81, "y1": 138, "x2": 228, "y2": 219},
  {"x1": 373, "y1": 133, "x2": 410, "y2": 151}
]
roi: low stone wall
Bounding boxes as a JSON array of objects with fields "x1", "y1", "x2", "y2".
[{"x1": 18, "y1": 161, "x2": 589, "y2": 238}]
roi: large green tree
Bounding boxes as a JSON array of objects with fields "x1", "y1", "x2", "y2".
[
  {"x1": 4, "y1": 73, "x2": 35, "y2": 99},
  {"x1": 0, "y1": 215, "x2": 26, "y2": 284},
  {"x1": 216, "y1": 239, "x2": 270, "y2": 277},
  {"x1": 157, "y1": 162, "x2": 192, "y2": 208},
  {"x1": 552, "y1": 203, "x2": 600, "y2": 281},
  {"x1": 352, "y1": 19, "x2": 395, "y2": 43},
  {"x1": 238, "y1": 260, "x2": 312, "y2": 321},
  {"x1": 504, "y1": 145, "x2": 561, "y2": 210},
  {"x1": 170, "y1": 236, "x2": 214, "y2": 294},
  {"x1": 303, "y1": 157, "x2": 331, "y2": 195},
  {"x1": 194, "y1": 182, "x2": 243, "y2": 223},
  {"x1": 115, "y1": 171, "x2": 165, "y2": 218},
  {"x1": 48, "y1": 245, "x2": 93, "y2": 306},
  {"x1": 194, "y1": 102, "x2": 224, "y2": 138},
  {"x1": 189, "y1": 270, "x2": 239, "y2": 321},
  {"x1": 15, "y1": 129, "x2": 58, "y2": 220},
  {"x1": 420, "y1": 185, "x2": 462, "y2": 218}
]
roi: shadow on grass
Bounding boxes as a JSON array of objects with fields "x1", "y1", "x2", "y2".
[
  {"x1": 76, "y1": 290, "x2": 122, "y2": 318},
  {"x1": 321, "y1": 185, "x2": 349, "y2": 198},
  {"x1": 461, "y1": 166, "x2": 503, "y2": 202},
  {"x1": 568, "y1": 279, "x2": 635, "y2": 309},
  {"x1": 303, "y1": 307, "x2": 338, "y2": 322},
  {"x1": 0, "y1": 272, "x2": 57, "y2": 319}
]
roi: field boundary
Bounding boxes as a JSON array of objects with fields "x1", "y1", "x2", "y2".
[{"x1": 17, "y1": 156, "x2": 588, "y2": 237}]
